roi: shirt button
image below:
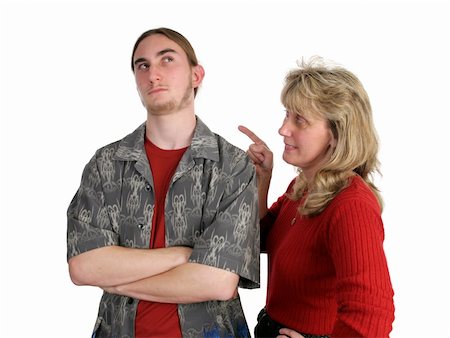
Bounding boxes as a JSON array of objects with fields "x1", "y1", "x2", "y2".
[
  {"x1": 145, "y1": 183, "x2": 151, "y2": 191},
  {"x1": 127, "y1": 297, "x2": 134, "y2": 304},
  {"x1": 138, "y1": 224, "x2": 145, "y2": 230}
]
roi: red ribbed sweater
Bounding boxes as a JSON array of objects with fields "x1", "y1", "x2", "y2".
[{"x1": 261, "y1": 176, "x2": 395, "y2": 337}]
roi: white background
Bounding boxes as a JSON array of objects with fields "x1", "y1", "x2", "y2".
[{"x1": 1, "y1": 0, "x2": 449, "y2": 337}]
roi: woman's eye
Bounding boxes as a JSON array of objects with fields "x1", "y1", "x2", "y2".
[{"x1": 296, "y1": 116, "x2": 307, "y2": 125}]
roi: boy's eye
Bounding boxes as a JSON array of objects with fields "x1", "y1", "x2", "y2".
[
  {"x1": 162, "y1": 56, "x2": 174, "y2": 63},
  {"x1": 137, "y1": 63, "x2": 149, "y2": 70}
]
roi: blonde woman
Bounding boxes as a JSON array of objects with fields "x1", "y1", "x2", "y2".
[{"x1": 240, "y1": 57, "x2": 395, "y2": 338}]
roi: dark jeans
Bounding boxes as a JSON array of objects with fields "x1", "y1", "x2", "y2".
[{"x1": 254, "y1": 308, "x2": 329, "y2": 338}]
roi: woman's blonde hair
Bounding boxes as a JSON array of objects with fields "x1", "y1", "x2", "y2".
[{"x1": 281, "y1": 56, "x2": 382, "y2": 216}]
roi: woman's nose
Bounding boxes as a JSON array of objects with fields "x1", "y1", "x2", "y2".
[{"x1": 278, "y1": 120, "x2": 291, "y2": 137}]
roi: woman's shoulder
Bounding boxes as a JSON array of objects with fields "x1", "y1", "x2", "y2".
[{"x1": 330, "y1": 175, "x2": 381, "y2": 213}]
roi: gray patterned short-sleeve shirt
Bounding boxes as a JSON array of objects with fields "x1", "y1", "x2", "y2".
[{"x1": 67, "y1": 117, "x2": 260, "y2": 338}]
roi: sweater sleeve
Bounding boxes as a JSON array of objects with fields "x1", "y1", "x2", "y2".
[{"x1": 326, "y1": 198, "x2": 395, "y2": 338}]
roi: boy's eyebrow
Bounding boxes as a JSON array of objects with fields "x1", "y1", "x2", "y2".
[
  {"x1": 134, "y1": 48, "x2": 178, "y2": 66},
  {"x1": 157, "y1": 48, "x2": 177, "y2": 56}
]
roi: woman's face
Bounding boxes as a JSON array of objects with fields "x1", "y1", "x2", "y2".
[{"x1": 278, "y1": 110, "x2": 336, "y2": 181}]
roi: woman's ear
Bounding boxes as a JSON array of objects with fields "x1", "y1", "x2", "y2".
[{"x1": 329, "y1": 130, "x2": 337, "y2": 148}]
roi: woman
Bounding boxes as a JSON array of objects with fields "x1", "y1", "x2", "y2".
[{"x1": 239, "y1": 57, "x2": 395, "y2": 338}]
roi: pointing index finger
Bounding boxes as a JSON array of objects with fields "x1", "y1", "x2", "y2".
[{"x1": 238, "y1": 125, "x2": 264, "y2": 145}]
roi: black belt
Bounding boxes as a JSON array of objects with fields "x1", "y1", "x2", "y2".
[{"x1": 254, "y1": 308, "x2": 329, "y2": 338}]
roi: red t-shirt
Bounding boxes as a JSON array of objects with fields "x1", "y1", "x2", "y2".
[{"x1": 135, "y1": 138, "x2": 187, "y2": 338}]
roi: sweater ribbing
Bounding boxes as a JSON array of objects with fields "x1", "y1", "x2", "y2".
[{"x1": 261, "y1": 176, "x2": 395, "y2": 337}]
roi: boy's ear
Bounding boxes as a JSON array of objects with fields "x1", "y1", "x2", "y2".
[{"x1": 192, "y1": 65, "x2": 205, "y2": 88}]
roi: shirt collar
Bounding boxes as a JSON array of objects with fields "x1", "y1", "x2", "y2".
[{"x1": 113, "y1": 116, "x2": 220, "y2": 162}]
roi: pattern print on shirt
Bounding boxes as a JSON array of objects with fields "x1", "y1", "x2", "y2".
[
  {"x1": 203, "y1": 232, "x2": 228, "y2": 267},
  {"x1": 79, "y1": 207, "x2": 93, "y2": 224},
  {"x1": 99, "y1": 147, "x2": 116, "y2": 192},
  {"x1": 107, "y1": 204, "x2": 120, "y2": 233},
  {"x1": 191, "y1": 136, "x2": 218, "y2": 157},
  {"x1": 191, "y1": 164, "x2": 206, "y2": 216},
  {"x1": 140, "y1": 202, "x2": 153, "y2": 243},
  {"x1": 172, "y1": 193, "x2": 188, "y2": 241},
  {"x1": 207, "y1": 164, "x2": 221, "y2": 202},
  {"x1": 96, "y1": 206, "x2": 109, "y2": 229},
  {"x1": 67, "y1": 118, "x2": 259, "y2": 338},
  {"x1": 126, "y1": 174, "x2": 145, "y2": 217},
  {"x1": 233, "y1": 200, "x2": 251, "y2": 246},
  {"x1": 241, "y1": 246, "x2": 253, "y2": 278}
]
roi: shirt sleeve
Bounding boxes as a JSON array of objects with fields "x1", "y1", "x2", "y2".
[
  {"x1": 189, "y1": 153, "x2": 260, "y2": 289},
  {"x1": 66, "y1": 152, "x2": 119, "y2": 261},
  {"x1": 326, "y1": 198, "x2": 395, "y2": 337},
  {"x1": 260, "y1": 179, "x2": 296, "y2": 252}
]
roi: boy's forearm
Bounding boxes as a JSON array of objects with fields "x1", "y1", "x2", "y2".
[
  {"x1": 103, "y1": 262, "x2": 239, "y2": 304},
  {"x1": 68, "y1": 245, "x2": 192, "y2": 287}
]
